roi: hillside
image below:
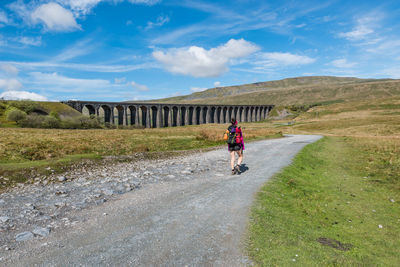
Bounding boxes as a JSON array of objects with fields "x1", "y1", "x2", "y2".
[
  {"x1": 0, "y1": 101, "x2": 81, "y2": 127},
  {"x1": 148, "y1": 76, "x2": 399, "y2": 106}
]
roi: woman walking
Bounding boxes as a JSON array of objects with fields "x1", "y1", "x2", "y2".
[{"x1": 226, "y1": 118, "x2": 244, "y2": 175}]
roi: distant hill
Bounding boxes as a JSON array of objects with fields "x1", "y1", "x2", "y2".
[{"x1": 146, "y1": 76, "x2": 399, "y2": 106}]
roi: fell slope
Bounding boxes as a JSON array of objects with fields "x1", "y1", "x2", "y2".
[{"x1": 148, "y1": 76, "x2": 399, "y2": 105}]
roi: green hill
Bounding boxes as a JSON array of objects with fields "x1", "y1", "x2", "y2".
[
  {"x1": 0, "y1": 100, "x2": 81, "y2": 127},
  {"x1": 148, "y1": 76, "x2": 399, "y2": 105}
]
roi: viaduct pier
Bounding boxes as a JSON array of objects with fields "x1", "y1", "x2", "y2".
[{"x1": 63, "y1": 100, "x2": 274, "y2": 128}]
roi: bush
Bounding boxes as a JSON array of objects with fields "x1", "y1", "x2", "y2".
[
  {"x1": 61, "y1": 115, "x2": 102, "y2": 129},
  {"x1": 6, "y1": 109, "x2": 27, "y2": 122},
  {"x1": 49, "y1": 111, "x2": 60, "y2": 120},
  {"x1": 19, "y1": 114, "x2": 45, "y2": 128},
  {"x1": 42, "y1": 115, "x2": 61, "y2": 128}
]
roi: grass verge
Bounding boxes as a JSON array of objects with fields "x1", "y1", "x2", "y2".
[{"x1": 247, "y1": 136, "x2": 400, "y2": 266}]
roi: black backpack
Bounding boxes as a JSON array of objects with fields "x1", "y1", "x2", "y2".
[{"x1": 226, "y1": 125, "x2": 239, "y2": 145}]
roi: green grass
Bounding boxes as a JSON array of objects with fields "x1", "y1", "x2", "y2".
[{"x1": 248, "y1": 137, "x2": 400, "y2": 266}]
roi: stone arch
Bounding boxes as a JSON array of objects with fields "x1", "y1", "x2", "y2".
[
  {"x1": 255, "y1": 107, "x2": 259, "y2": 121},
  {"x1": 128, "y1": 106, "x2": 136, "y2": 125},
  {"x1": 188, "y1": 107, "x2": 194, "y2": 125},
  {"x1": 196, "y1": 107, "x2": 201, "y2": 125},
  {"x1": 210, "y1": 107, "x2": 216, "y2": 123},
  {"x1": 216, "y1": 107, "x2": 222, "y2": 123},
  {"x1": 151, "y1": 106, "x2": 158, "y2": 128},
  {"x1": 140, "y1": 106, "x2": 148, "y2": 127},
  {"x1": 250, "y1": 107, "x2": 255, "y2": 122},
  {"x1": 114, "y1": 105, "x2": 124, "y2": 125},
  {"x1": 228, "y1": 107, "x2": 233, "y2": 122},
  {"x1": 99, "y1": 105, "x2": 111, "y2": 123},
  {"x1": 223, "y1": 107, "x2": 228, "y2": 123},
  {"x1": 163, "y1": 106, "x2": 170, "y2": 127},
  {"x1": 203, "y1": 107, "x2": 208, "y2": 124},
  {"x1": 172, "y1": 106, "x2": 178, "y2": 127},
  {"x1": 245, "y1": 107, "x2": 250, "y2": 122},
  {"x1": 180, "y1": 106, "x2": 186, "y2": 126},
  {"x1": 82, "y1": 104, "x2": 96, "y2": 116},
  {"x1": 239, "y1": 107, "x2": 244, "y2": 122},
  {"x1": 233, "y1": 107, "x2": 239, "y2": 121}
]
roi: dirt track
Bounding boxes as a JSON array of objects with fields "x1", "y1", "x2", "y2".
[{"x1": 1, "y1": 134, "x2": 322, "y2": 266}]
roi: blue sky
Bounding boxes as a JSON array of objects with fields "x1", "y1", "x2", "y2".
[{"x1": 1, "y1": 0, "x2": 400, "y2": 101}]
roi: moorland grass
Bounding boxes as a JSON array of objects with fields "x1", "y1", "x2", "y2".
[
  {"x1": 0, "y1": 123, "x2": 280, "y2": 188},
  {"x1": 247, "y1": 136, "x2": 400, "y2": 266}
]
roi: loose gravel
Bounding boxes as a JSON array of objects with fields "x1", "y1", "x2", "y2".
[{"x1": 0, "y1": 134, "x2": 321, "y2": 266}]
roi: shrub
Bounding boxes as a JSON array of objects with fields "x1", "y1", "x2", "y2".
[
  {"x1": 61, "y1": 115, "x2": 102, "y2": 129},
  {"x1": 6, "y1": 109, "x2": 27, "y2": 122},
  {"x1": 49, "y1": 111, "x2": 60, "y2": 120},
  {"x1": 19, "y1": 114, "x2": 45, "y2": 128},
  {"x1": 42, "y1": 115, "x2": 61, "y2": 128}
]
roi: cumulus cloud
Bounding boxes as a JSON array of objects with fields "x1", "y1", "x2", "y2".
[
  {"x1": 0, "y1": 90, "x2": 47, "y2": 101},
  {"x1": 255, "y1": 52, "x2": 315, "y2": 67},
  {"x1": 214, "y1": 81, "x2": 221, "y2": 87},
  {"x1": 153, "y1": 39, "x2": 259, "y2": 77},
  {"x1": 31, "y1": 2, "x2": 80, "y2": 32},
  {"x1": 131, "y1": 81, "x2": 149, "y2": 91},
  {"x1": 0, "y1": 79, "x2": 23, "y2": 91},
  {"x1": 330, "y1": 58, "x2": 357, "y2": 68}
]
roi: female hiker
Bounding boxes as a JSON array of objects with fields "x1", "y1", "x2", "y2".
[{"x1": 225, "y1": 118, "x2": 244, "y2": 175}]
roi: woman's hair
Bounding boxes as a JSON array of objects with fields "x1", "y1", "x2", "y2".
[{"x1": 231, "y1": 118, "x2": 237, "y2": 125}]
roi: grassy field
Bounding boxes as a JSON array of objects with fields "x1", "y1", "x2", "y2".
[
  {"x1": 248, "y1": 136, "x2": 400, "y2": 266},
  {"x1": 0, "y1": 123, "x2": 281, "y2": 188},
  {"x1": 247, "y1": 96, "x2": 400, "y2": 266}
]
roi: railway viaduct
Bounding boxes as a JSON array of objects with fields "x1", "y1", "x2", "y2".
[{"x1": 62, "y1": 100, "x2": 274, "y2": 128}]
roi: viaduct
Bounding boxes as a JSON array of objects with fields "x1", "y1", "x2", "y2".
[{"x1": 63, "y1": 100, "x2": 274, "y2": 128}]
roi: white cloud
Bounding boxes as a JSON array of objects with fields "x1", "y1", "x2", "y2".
[
  {"x1": 145, "y1": 15, "x2": 169, "y2": 30},
  {"x1": 255, "y1": 52, "x2": 315, "y2": 67},
  {"x1": 64, "y1": 0, "x2": 102, "y2": 16},
  {"x1": 0, "y1": 64, "x2": 19, "y2": 75},
  {"x1": 190, "y1": 87, "x2": 207, "y2": 93},
  {"x1": 53, "y1": 38, "x2": 93, "y2": 62},
  {"x1": 31, "y1": 2, "x2": 81, "y2": 32},
  {"x1": 0, "y1": 90, "x2": 47, "y2": 101},
  {"x1": 338, "y1": 15, "x2": 380, "y2": 41},
  {"x1": 131, "y1": 81, "x2": 149, "y2": 91},
  {"x1": 214, "y1": 81, "x2": 221, "y2": 87},
  {"x1": 330, "y1": 58, "x2": 357, "y2": 68},
  {"x1": 0, "y1": 10, "x2": 9, "y2": 25},
  {"x1": 28, "y1": 72, "x2": 112, "y2": 92},
  {"x1": 0, "y1": 78, "x2": 23, "y2": 91},
  {"x1": 153, "y1": 39, "x2": 259, "y2": 77},
  {"x1": 14, "y1": 36, "x2": 42, "y2": 46}
]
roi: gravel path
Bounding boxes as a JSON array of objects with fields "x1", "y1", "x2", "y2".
[{"x1": 0, "y1": 134, "x2": 321, "y2": 266}]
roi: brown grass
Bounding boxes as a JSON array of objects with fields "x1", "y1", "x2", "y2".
[{"x1": 0, "y1": 123, "x2": 279, "y2": 164}]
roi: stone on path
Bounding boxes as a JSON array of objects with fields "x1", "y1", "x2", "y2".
[
  {"x1": 0, "y1": 216, "x2": 10, "y2": 223},
  {"x1": 33, "y1": 227, "x2": 51, "y2": 237},
  {"x1": 15, "y1": 232, "x2": 34, "y2": 242}
]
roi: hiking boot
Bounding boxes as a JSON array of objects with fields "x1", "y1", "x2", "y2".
[
  {"x1": 231, "y1": 169, "x2": 236, "y2": 175},
  {"x1": 235, "y1": 164, "x2": 241, "y2": 174}
]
